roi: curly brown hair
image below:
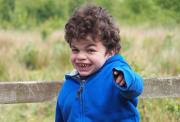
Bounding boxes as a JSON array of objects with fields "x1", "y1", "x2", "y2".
[{"x1": 65, "y1": 4, "x2": 121, "y2": 53}]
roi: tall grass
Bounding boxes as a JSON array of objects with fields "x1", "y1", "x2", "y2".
[{"x1": 0, "y1": 27, "x2": 180, "y2": 122}]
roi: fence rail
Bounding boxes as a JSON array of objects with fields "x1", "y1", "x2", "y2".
[{"x1": 0, "y1": 77, "x2": 180, "y2": 104}]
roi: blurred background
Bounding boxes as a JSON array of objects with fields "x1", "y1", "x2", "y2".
[{"x1": 0, "y1": 0, "x2": 180, "y2": 122}]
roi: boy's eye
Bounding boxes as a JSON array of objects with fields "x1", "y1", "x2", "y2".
[
  {"x1": 71, "y1": 48, "x2": 79, "y2": 53},
  {"x1": 87, "y1": 49, "x2": 96, "y2": 53}
]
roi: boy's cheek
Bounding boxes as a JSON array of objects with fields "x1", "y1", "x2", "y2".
[{"x1": 70, "y1": 55, "x2": 76, "y2": 63}]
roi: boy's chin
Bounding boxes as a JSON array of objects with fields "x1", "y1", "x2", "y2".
[
  {"x1": 78, "y1": 71, "x2": 92, "y2": 77},
  {"x1": 79, "y1": 72, "x2": 90, "y2": 77}
]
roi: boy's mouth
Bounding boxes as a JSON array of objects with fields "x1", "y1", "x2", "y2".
[{"x1": 76, "y1": 63, "x2": 92, "y2": 71}]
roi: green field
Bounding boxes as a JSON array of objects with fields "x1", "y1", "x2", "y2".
[{"x1": 0, "y1": 0, "x2": 180, "y2": 122}]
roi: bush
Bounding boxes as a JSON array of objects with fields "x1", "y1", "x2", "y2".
[
  {"x1": 0, "y1": 0, "x2": 15, "y2": 21},
  {"x1": 0, "y1": 0, "x2": 180, "y2": 29},
  {"x1": 17, "y1": 42, "x2": 39, "y2": 70}
]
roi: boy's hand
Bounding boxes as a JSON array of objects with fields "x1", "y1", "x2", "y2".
[{"x1": 113, "y1": 70, "x2": 126, "y2": 86}]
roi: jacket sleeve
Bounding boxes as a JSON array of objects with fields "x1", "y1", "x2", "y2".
[
  {"x1": 55, "y1": 97, "x2": 64, "y2": 122},
  {"x1": 113, "y1": 66, "x2": 144, "y2": 99}
]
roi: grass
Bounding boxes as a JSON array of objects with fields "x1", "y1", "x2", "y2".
[{"x1": 0, "y1": 26, "x2": 180, "y2": 122}]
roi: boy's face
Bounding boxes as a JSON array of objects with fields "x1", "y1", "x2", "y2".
[{"x1": 70, "y1": 37, "x2": 113, "y2": 77}]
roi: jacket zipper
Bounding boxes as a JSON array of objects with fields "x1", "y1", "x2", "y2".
[{"x1": 77, "y1": 81, "x2": 85, "y2": 122}]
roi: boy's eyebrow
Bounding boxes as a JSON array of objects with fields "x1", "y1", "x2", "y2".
[
  {"x1": 70, "y1": 43, "x2": 96, "y2": 48},
  {"x1": 85, "y1": 44, "x2": 96, "y2": 48}
]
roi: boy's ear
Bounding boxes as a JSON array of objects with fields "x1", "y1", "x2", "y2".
[
  {"x1": 110, "y1": 50, "x2": 115, "y2": 56},
  {"x1": 106, "y1": 50, "x2": 115, "y2": 56}
]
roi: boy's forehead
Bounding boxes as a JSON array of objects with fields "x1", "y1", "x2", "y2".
[
  {"x1": 70, "y1": 37, "x2": 104, "y2": 48},
  {"x1": 71, "y1": 36, "x2": 97, "y2": 45},
  {"x1": 71, "y1": 39, "x2": 96, "y2": 46}
]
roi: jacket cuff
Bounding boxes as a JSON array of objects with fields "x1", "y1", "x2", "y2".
[{"x1": 113, "y1": 67, "x2": 135, "y2": 91}]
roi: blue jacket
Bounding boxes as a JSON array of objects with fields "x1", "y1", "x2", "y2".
[{"x1": 55, "y1": 54, "x2": 144, "y2": 122}]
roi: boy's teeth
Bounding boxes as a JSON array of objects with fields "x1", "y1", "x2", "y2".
[{"x1": 79, "y1": 64, "x2": 88, "y2": 67}]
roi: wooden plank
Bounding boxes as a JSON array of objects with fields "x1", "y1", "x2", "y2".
[
  {"x1": 141, "y1": 77, "x2": 180, "y2": 98},
  {"x1": 0, "y1": 77, "x2": 180, "y2": 104},
  {"x1": 0, "y1": 81, "x2": 63, "y2": 104}
]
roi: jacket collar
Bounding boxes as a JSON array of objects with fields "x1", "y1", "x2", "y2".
[{"x1": 104, "y1": 54, "x2": 124, "y2": 66}]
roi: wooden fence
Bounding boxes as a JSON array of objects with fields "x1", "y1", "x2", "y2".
[{"x1": 0, "y1": 77, "x2": 180, "y2": 104}]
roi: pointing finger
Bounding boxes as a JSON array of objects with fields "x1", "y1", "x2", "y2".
[
  {"x1": 119, "y1": 79, "x2": 126, "y2": 86},
  {"x1": 116, "y1": 74, "x2": 123, "y2": 84}
]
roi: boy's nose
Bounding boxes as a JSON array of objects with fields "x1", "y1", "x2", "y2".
[{"x1": 76, "y1": 52, "x2": 87, "y2": 60}]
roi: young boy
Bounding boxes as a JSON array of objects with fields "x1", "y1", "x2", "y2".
[{"x1": 55, "y1": 5, "x2": 144, "y2": 122}]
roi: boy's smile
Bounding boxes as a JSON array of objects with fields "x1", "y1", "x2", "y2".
[{"x1": 70, "y1": 37, "x2": 113, "y2": 76}]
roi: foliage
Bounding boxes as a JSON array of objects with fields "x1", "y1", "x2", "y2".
[
  {"x1": 0, "y1": 0, "x2": 180, "y2": 31},
  {"x1": 17, "y1": 42, "x2": 39, "y2": 70},
  {"x1": 0, "y1": 0, "x2": 15, "y2": 21}
]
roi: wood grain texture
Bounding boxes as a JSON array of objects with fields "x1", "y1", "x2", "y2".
[
  {"x1": 0, "y1": 77, "x2": 180, "y2": 104},
  {"x1": 141, "y1": 77, "x2": 180, "y2": 98},
  {"x1": 0, "y1": 81, "x2": 63, "y2": 104}
]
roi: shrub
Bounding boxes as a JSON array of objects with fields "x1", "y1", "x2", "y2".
[{"x1": 17, "y1": 42, "x2": 39, "y2": 70}]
